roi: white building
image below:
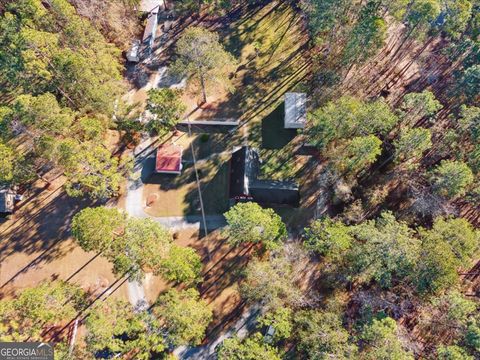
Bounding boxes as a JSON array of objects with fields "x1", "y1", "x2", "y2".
[
  {"x1": 139, "y1": 0, "x2": 163, "y2": 14},
  {"x1": 284, "y1": 92, "x2": 307, "y2": 129}
]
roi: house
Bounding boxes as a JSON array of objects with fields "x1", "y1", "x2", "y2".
[
  {"x1": 229, "y1": 146, "x2": 300, "y2": 206},
  {"x1": 284, "y1": 92, "x2": 307, "y2": 129},
  {"x1": 155, "y1": 143, "x2": 183, "y2": 175},
  {"x1": 0, "y1": 189, "x2": 15, "y2": 217}
]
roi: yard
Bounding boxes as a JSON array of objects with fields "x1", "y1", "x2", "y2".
[
  {"x1": 142, "y1": 1, "x2": 316, "y2": 223},
  {"x1": 0, "y1": 0, "x2": 319, "y2": 352},
  {"x1": 180, "y1": 1, "x2": 311, "y2": 123},
  {"x1": 142, "y1": 132, "x2": 231, "y2": 217},
  {"x1": 0, "y1": 175, "x2": 131, "y2": 301}
]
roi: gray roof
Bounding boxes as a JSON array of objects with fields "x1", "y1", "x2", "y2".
[
  {"x1": 284, "y1": 92, "x2": 307, "y2": 129},
  {"x1": 229, "y1": 146, "x2": 300, "y2": 206}
]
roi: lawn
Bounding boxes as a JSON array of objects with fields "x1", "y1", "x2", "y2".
[
  {"x1": 143, "y1": 133, "x2": 230, "y2": 217},
  {"x1": 261, "y1": 103, "x2": 297, "y2": 149},
  {"x1": 179, "y1": 1, "x2": 311, "y2": 122},
  {"x1": 145, "y1": 1, "x2": 314, "y2": 218}
]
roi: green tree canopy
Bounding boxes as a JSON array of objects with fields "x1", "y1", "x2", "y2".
[
  {"x1": 1, "y1": 0, "x2": 123, "y2": 115},
  {"x1": 465, "y1": 319, "x2": 480, "y2": 354},
  {"x1": 258, "y1": 307, "x2": 293, "y2": 342},
  {"x1": 342, "y1": 2, "x2": 387, "y2": 65},
  {"x1": 405, "y1": 0, "x2": 442, "y2": 40},
  {"x1": 431, "y1": 160, "x2": 474, "y2": 198},
  {"x1": 330, "y1": 135, "x2": 382, "y2": 177},
  {"x1": 64, "y1": 143, "x2": 130, "y2": 200},
  {"x1": 153, "y1": 288, "x2": 212, "y2": 347},
  {"x1": 294, "y1": 309, "x2": 357, "y2": 359},
  {"x1": 173, "y1": 26, "x2": 236, "y2": 103},
  {"x1": 115, "y1": 217, "x2": 173, "y2": 276},
  {"x1": 347, "y1": 212, "x2": 420, "y2": 288},
  {"x1": 400, "y1": 90, "x2": 443, "y2": 125},
  {"x1": 440, "y1": 0, "x2": 473, "y2": 39},
  {"x1": 159, "y1": 244, "x2": 203, "y2": 285},
  {"x1": 85, "y1": 298, "x2": 164, "y2": 359},
  {"x1": 458, "y1": 65, "x2": 480, "y2": 104},
  {"x1": 0, "y1": 141, "x2": 15, "y2": 184},
  {"x1": 217, "y1": 333, "x2": 282, "y2": 360},
  {"x1": 71, "y1": 206, "x2": 126, "y2": 252},
  {"x1": 241, "y1": 255, "x2": 302, "y2": 310},
  {"x1": 309, "y1": 96, "x2": 398, "y2": 150},
  {"x1": 224, "y1": 202, "x2": 287, "y2": 250},
  {"x1": 360, "y1": 317, "x2": 414, "y2": 360},
  {"x1": 415, "y1": 217, "x2": 479, "y2": 295},
  {"x1": 415, "y1": 233, "x2": 463, "y2": 295},
  {"x1": 422, "y1": 217, "x2": 479, "y2": 265},
  {"x1": 146, "y1": 89, "x2": 186, "y2": 134},
  {"x1": 0, "y1": 281, "x2": 85, "y2": 342},
  {"x1": 420, "y1": 290, "x2": 478, "y2": 342},
  {"x1": 303, "y1": 217, "x2": 353, "y2": 260},
  {"x1": 394, "y1": 127, "x2": 432, "y2": 168},
  {"x1": 458, "y1": 105, "x2": 480, "y2": 143},
  {"x1": 436, "y1": 345, "x2": 474, "y2": 360},
  {"x1": 14, "y1": 93, "x2": 73, "y2": 138},
  {"x1": 72, "y1": 207, "x2": 202, "y2": 282}
]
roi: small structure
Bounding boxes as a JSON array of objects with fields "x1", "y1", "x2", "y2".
[
  {"x1": 139, "y1": 0, "x2": 163, "y2": 14},
  {"x1": 0, "y1": 189, "x2": 15, "y2": 217},
  {"x1": 284, "y1": 92, "x2": 307, "y2": 129},
  {"x1": 229, "y1": 146, "x2": 300, "y2": 206},
  {"x1": 126, "y1": 40, "x2": 141, "y2": 63},
  {"x1": 155, "y1": 143, "x2": 183, "y2": 174}
]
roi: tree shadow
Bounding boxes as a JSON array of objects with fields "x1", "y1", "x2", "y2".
[
  {"x1": 0, "y1": 190, "x2": 93, "y2": 264},
  {"x1": 182, "y1": 161, "x2": 230, "y2": 216},
  {"x1": 261, "y1": 103, "x2": 297, "y2": 149}
]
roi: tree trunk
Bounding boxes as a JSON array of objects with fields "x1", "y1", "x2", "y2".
[{"x1": 200, "y1": 73, "x2": 207, "y2": 104}]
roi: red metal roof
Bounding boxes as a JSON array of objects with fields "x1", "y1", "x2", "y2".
[{"x1": 155, "y1": 144, "x2": 182, "y2": 174}]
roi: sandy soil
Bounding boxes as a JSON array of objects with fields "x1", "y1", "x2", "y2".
[{"x1": 0, "y1": 175, "x2": 130, "y2": 301}]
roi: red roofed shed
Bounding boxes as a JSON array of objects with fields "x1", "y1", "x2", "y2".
[{"x1": 155, "y1": 144, "x2": 183, "y2": 174}]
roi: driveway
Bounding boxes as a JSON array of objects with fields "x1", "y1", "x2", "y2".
[{"x1": 174, "y1": 304, "x2": 263, "y2": 359}]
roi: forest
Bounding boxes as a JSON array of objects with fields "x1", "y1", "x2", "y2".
[{"x1": 0, "y1": 0, "x2": 479, "y2": 359}]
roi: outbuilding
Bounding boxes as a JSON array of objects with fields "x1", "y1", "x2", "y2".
[
  {"x1": 155, "y1": 143, "x2": 183, "y2": 175},
  {"x1": 0, "y1": 189, "x2": 15, "y2": 217},
  {"x1": 284, "y1": 92, "x2": 307, "y2": 129}
]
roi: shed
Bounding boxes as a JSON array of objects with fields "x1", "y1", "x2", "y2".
[
  {"x1": 229, "y1": 146, "x2": 300, "y2": 206},
  {"x1": 0, "y1": 189, "x2": 15, "y2": 217},
  {"x1": 155, "y1": 144, "x2": 183, "y2": 174},
  {"x1": 284, "y1": 92, "x2": 307, "y2": 129}
]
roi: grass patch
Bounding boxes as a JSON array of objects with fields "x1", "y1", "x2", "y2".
[
  {"x1": 261, "y1": 103, "x2": 297, "y2": 149},
  {"x1": 220, "y1": 1, "x2": 310, "y2": 121},
  {"x1": 148, "y1": 2, "x2": 312, "y2": 216},
  {"x1": 198, "y1": 162, "x2": 230, "y2": 215}
]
